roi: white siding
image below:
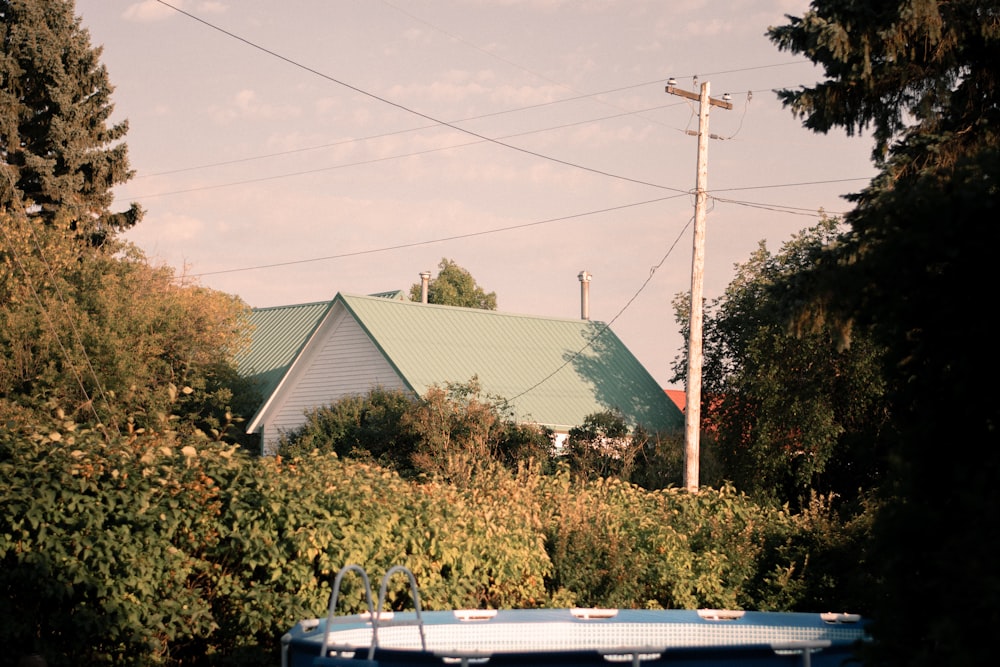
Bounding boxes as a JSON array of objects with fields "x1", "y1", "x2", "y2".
[{"x1": 261, "y1": 308, "x2": 407, "y2": 451}]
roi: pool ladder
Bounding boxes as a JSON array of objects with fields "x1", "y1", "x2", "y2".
[{"x1": 319, "y1": 564, "x2": 427, "y2": 661}]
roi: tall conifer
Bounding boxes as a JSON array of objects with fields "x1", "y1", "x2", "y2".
[
  {"x1": 770, "y1": 2, "x2": 1000, "y2": 664},
  {"x1": 1, "y1": 0, "x2": 141, "y2": 247}
]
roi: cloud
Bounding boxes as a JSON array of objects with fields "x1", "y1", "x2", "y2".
[
  {"x1": 683, "y1": 17, "x2": 734, "y2": 37},
  {"x1": 207, "y1": 89, "x2": 302, "y2": 124},
  {"x1": 122, "y1": 0, "x2": 227, "y2": 23},
  {"x1": 122, "y1": 1, "x2": 174, "y2": 22}
]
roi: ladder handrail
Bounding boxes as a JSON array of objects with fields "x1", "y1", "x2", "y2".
[
  {"x1": 319, "y1": 564, "x2": 376, "y2": 658},
  {"x1": 318, "y1": 564, "x2": 428, "y2": 661},
  {"x1": 370, "y1": 565, "x2": 427, "y2": 659}
]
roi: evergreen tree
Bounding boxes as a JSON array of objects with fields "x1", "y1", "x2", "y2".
[
  {"x1": 770, "y1": 2, "x2": 1000, "y2": 664},
  {"x1": 1, "y1": 0, "x2": 141, "y2": 247},
  {"x1": 0, "y1": 1, "x2": 255, "y2": 441}
]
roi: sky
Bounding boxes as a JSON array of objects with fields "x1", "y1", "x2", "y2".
[{"x1": 73, "y1": 0, "x2": 877, "y2": 390}]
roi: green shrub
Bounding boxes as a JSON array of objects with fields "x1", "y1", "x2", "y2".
[
  {"x1": 278, "y1": 382, "x2": 555, "y2": 481},
  {"x1": 540, "y1": 473, "x2": 779, "y2": 609},
  {"x1": 0, "y1": 428, "x2": 242, "y2": 665},
  {"x1": 1, "y1": 423, "x2": 875, "y2": 665},
  {"x1": 275, "y1": 387, "x2": 418, "y2": 466}
]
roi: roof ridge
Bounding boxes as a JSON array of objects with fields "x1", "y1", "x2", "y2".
[
  {"x1": 339, "y1": 292, "x2": 608, "y2": 326},
  {"x1": 250, "y1": 299, "x2": 333, "y2": 312}
]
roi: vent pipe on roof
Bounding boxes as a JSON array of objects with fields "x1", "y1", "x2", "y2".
[
  {"x1": 419, "y1": 270, "x2": 432, "y2": 303},
  {"x1": 578, "y1": 270, "x2": 592, "y2": 320}
]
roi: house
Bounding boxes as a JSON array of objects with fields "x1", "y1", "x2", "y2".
[{"x1": 237, "y1": 291, "x2": 683, "y2": 454}]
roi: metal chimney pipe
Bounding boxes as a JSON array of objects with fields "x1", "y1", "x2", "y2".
[
  {"x1": 419, "y1": 271, "x2": 432, "y2": 303},
  {"x1": 578, "y1": 270, "x2": 592, "y2": 320}
]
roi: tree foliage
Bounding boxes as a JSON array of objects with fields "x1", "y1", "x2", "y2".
[
  {"x1": 769, "y1": 1, "x2": 1000, "y2": 663},
  {"x1": 277, "y1": 380, "x2": 554, "y2": 481},
  {"x1": 275, "y1": 387, "x2": 419, "y2": 464},
  {"x1": 1, "y1": 0, "x2": 142, "y2": 246},
  {"x1": 409, "y1": 258, "x2": 497, "y2": 309},
  {"x1": 2, "y1": 421, "x2": 873, "y2": 666},
  {"x1": 1, "y1": 3, "x2": 256, "y2": 443},
  {"x1": 561, "y1": 410, "x2": 720, "y2": 491},
  {"x1": 674, "y1": 219, "x2": 890, "y2": 507},
  {"x1": 0, "y1": 214, "x2": 258, "y2": 442}
]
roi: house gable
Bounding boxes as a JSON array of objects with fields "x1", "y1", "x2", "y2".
[{"x1": 246, "y1": 301, "x2": 407, "y2": 451}]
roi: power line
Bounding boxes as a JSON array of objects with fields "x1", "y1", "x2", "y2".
[
  {"x1": 154, "y1": 1, "x2": 687, "y2": 195},
  {"x1": 1, "y1": 165, "x2": 119, "y2": 435},
  {"x1": 184, "y1": 176, "x2": 859, "y2": 279},
  {"x1": 134, "y1": 87, "x2": 682, "y2": 179},
  {"x1": 509, "y1": 213, "x2": 695, "y2": 402},
  {"x1": 189, "y1": 194, "x2": 689, "y2": 277},
  {"x1": 0, "y1": 222, "x2": 118, "y2": 437},
  {"x1": 131, "y1": 83, "x2": 807, "y2": 182},
  {"x1": 710, "y1": 195, "x2": 850, "y2": 217},
  {"x1": 712, "y1": 177, "x2": 868, "y2": 193},
  {"x1": 151, "y1": 3, "x2": 825, "y2": 204},
  {"x1": 130, "y1": 32, "x2": 807, "y2": 181},
  {"x1": 129, "y1": 86, "x2": 808, "y2": 196},
  {"x1": 124, "y1": 101, "x2": 688, "y2": 200},
  {"x1": 378, "y1": 0, "x2": 808, "y2": 100}
]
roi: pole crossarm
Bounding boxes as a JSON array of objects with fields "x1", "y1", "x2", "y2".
[{"x1": 665, "y1": 84, "x2": 733, "y2": 110}]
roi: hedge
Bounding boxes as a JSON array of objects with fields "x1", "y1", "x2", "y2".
[{"x1": 1, "y1": 430, "x2": 871, "y2": 666}]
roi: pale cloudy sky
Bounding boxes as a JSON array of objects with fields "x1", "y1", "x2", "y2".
[{"x1": 74, "y1": 0, "x2": 876, "y2": 388}]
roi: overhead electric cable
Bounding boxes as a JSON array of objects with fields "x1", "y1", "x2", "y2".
[
  {"x1": 380, "y1": 0, "x2": 810, "y2": 120},
  {"x1": 710, "y1": 195, "x2": 848, "y2": 217},
  {"x1": 125, "y1": 101, "x2": 686, "y2": 200},
  {"x1": 190, "y1": 193, "x2": 689, "y2": 277},
  {"x1": 0, "y1": 223, "x2": 117, "y2": 437},
  {"x1": 24, "y1": 229, "x2": 121, "y2": 436},
  {"x1": 509, "y1": 213, "x2": 695, "y2": 401},
  {"x1": 1, "y1": 166, "x2": 119, "y2": 436},
  {"x1": 137, "y1": 93, "x2": 685, "y2": 179},
  {"x1": 380, "y1": 0, "x2": 714, "y2": 133},
  {"x1": 711, "y1": 177, "x2": 869, "y2": 193},
  {"x1": 155, "y1": 0, "x2": 684, "y2": 194},
  {"x1": 135, "y1": 80, "x2": 811, "y2": 180},
  {"x1": 185, "y1": 175, "x2": 862, "y2": 278}
]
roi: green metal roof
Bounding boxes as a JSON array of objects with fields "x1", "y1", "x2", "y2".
[
  {"x1": 337, "y1": 293, "x2": 682, "y2": 433},
  {"x1": 366, "y1": 289, "x2": 407, "y2": 300},
  {"x1": 237, "y1": 300, "x2": 332, "y2": 400}
]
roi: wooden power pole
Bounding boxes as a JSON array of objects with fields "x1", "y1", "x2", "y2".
[{"x1": 665, "y1": 78, "x2": 731, "y2": 492}]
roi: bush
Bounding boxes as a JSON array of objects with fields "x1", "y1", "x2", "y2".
[
  {"x1": 278, "y1": 381, "x2": 555, "y2": 481},
  {"x1": 275, "y1": 387, "x2": 418, "y2": 466},
  {"x1": 0, "y1": 428, "x2": 242, "y2": 665},
  {"x1": 538, "y1": 473, "x2": 812, "y2": 610},
  {"x1": 1, "y1": 422, "x2": 875, "y2": 665}
]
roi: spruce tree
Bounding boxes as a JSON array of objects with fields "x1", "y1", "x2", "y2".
[
  {"x1": 770, "y1": 2, "x2": 1000, "y2": 664},
  {"x1": 1, "y1": 0, "x2": 141, "y2": 247}
]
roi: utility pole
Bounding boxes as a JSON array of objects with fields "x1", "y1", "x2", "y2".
[{"x1": 665, "y1": 78, "x2": 732, "y2": 492}]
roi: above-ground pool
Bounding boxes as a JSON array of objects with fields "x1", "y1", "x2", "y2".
[{"x1": 282, "y1": 565, "x2": 870, "y2": 667}]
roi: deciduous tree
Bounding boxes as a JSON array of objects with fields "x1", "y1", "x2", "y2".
[
  {"x1": 409, "y1": 258, "x2": 497, "y2": 309},
  {"x1": 674, "y1": 219, "x2": 889, "y2": 507},
  {"x1": 1, "y1": 2, "x2": 255, "y2": 441}
]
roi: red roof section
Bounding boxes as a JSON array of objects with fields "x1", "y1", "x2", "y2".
[{"x1": 664, "y1": 389, "x2": 686, "y2": 413}]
